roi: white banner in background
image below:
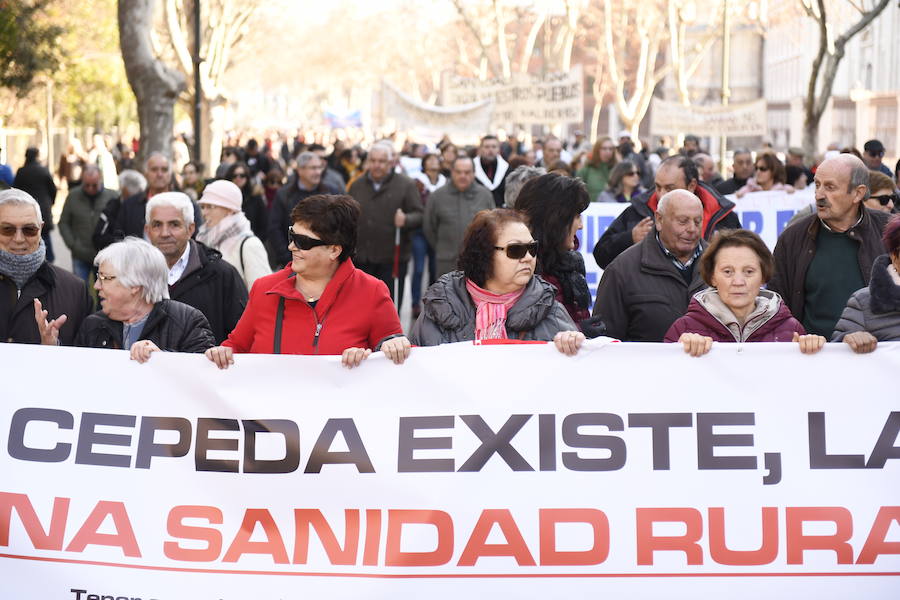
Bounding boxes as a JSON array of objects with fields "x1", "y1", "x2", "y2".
[
  {"x1": 1, "y1": 341, "x2": 899, "y2": 599},
  {"x1": 650, "y1": 98, "x2": 768, "y2": 137},
  {"x1": 442, "y1": 65, "x2": 584, "y2": 128},
  {"x1": 381, "y1": 80, "x2": 494, "y2": 141},
  {"x1": 578, "y1": 187, "x2": 815, "y2": 305}
]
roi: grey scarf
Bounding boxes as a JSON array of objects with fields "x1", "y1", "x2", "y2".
[{"x1": 0, "y1": 239, "x2": 46, "y2": 290}]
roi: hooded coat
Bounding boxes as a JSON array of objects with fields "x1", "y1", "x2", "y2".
[
  {"x1": 409, "y1": 271, "x2": 575, "y2": 346},
  {"x1": 665, "y1": 288, "x2": 806, "y2": 343}
]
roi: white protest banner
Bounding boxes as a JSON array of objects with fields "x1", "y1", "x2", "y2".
[
  {"x1": 650, "y1": 98, "x2": 768, "y2": 137},
  {"x1": 381, "y1": 80, "x2": 493, "y2": 141},
  {"x1": 577, "y1": 187, "x2": 815, "y2": 305},
  {"x1": 441, "y1": 65, "x2": 584, "y2": 128},
  {"x1": 2, "y1": 341, "x2": 899, "y2": 599}
]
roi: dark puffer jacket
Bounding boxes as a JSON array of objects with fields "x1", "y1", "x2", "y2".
[
  {"x1": 1, "y1": 262, "x2": 92, "y2": 345},
  {"x1": 75, "y1": 299, "x2": 215, "y2": 351},
  {"x1": 832, "y1": 254, "x2": 900, "y2": 342},
  {"x1": 409, "y1": 271, "x2": 576, "y2": 345},
  {"x1": 665, "y1": 288, "x2": 806, "y2": 343}
]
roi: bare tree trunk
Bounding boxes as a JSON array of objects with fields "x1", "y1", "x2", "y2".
[
  {"x1": 801, "y1": 0, "x2": 890, "y2": 157},
  {"x1": 118, "y1": 0, "x2": 185, "y2": 166}
]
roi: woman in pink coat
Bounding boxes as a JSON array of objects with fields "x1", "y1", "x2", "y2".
[{"x1": 665, "y1": 229, "x2": 825, "y2": 356}]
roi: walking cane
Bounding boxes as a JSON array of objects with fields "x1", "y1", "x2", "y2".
[{"x1": 392, "y1": 226, "x2": 401, "y2": 307}]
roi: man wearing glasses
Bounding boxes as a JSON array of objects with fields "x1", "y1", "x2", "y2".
[{"x1": 0, "y1": 189, "x2": 93, "y2": 345}]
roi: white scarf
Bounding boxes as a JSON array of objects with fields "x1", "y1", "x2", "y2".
[
  {"x1": 474, "y1": 155, "x2": 509, "y2": 191},
  {"x1": 197, "y1": 212, "x2": 253, "y2": 255},
  {"x1": 414, "y1": 171, "x2": 446, "y2": 193}
]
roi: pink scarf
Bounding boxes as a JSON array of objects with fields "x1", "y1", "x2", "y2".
[{"x1": 465, "y1": 278, "x2": 525, "y2": 340}]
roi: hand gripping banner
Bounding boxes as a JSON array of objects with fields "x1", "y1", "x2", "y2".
[{"x1": 1, "y1": 340, "x2": 899, "y2": 598}]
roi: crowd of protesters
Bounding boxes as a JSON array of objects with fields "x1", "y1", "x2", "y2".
[{"x1": 1, "y1": 128, "x2": 899, "y2": 368}]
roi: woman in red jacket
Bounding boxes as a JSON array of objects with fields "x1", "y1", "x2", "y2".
[
  {"x1": 205, "y1": 194, "x2": 410, "y2": 368},
  {"x1": 665, "y1": 229, "x2": 825, "y2": 356}
]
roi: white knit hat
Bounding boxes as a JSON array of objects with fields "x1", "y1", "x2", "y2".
[{"x1": 199, "y1": 179, "x2": 242, "y2": 213}]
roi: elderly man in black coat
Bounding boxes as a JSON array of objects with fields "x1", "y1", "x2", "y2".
[{"x1": 0, "y1": 189, "x2": 92, "y2": 345}]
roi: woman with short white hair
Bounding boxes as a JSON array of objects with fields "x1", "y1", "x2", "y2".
[
  {"x1": 36, "y1": 237, "x2": 216, "y2": 361},
  {"x1": 196, "y1": 179, "x2": 270, "y2": 288}
]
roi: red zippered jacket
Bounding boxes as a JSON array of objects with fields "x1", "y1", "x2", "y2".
[{"x1": 222, "y1": 259, "x2": 402, "y2": 355}]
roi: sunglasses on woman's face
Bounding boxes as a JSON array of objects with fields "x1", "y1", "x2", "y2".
[
  {"x1": 288, "y1": 228, "x2": 331, "y2": 251},
  {"x1": 870, "y1": 193, "x2": 898, "y2": 206},
  {"x1": 756, "y1": 165, "x2": 769, "y2": 172},
  {"x1": 494, "y1": 241, "x2": 538, "y2": 259},
  {"x1": 0, "y1": 224, "x2": 41, "y2": 238},
  {"x1": 232, "y1": 172, "x2": 248, "y2": 179}
]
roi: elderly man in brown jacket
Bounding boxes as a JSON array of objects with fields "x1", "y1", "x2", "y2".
[
  {"x1": 349, "y1": 141, "x2": 423, "y2": 308},
  {"x1": 769, "y1": 154, "x2": 889, "y2": 338}
]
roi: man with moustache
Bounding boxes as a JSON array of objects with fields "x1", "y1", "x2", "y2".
[{"x1": 769, "y1": 153, "x2": 889, "y2": 338}]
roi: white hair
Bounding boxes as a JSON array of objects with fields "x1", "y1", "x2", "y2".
[
  {"x1": 0, "y1": 189, "x2": 43, "y2": 224},
  {"x1": 94, "y1": 237, "x2": 170, "y2": 304},
  {"x1": 657, "y1": 189, "x2": 702, "y2": 215},
  {"x1": 369, "y1": 140, "x2": 395, "y2": 160},
  {"x1": 146, "y1": 192, "x2": 194, "y2": 225},
  {"x1": 119, "y1": 169, "x2": 147, "y2": 197}
]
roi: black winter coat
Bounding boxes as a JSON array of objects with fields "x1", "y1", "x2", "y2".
[
  {"x1": 13, "y1": 163, "x2": 57, "y2": 231},
  {"x1": 592, "y1": 235, "x2": 708, "y2": 342},
  {"x1": 169, "y1": 240, "x2": 248, "y2": 343},
  {"x1": 74, "y1": 299, "x2": 215, "y2": 351},
  {"x1": 1, "y1": 262, "x2": 92, "y2": 345},
  {"x1": 592, "y1": 181, "x2": 740, "y2": 269}
]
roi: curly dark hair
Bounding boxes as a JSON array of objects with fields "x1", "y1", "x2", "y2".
[
  {"x1": 457, "y1": 209, "x2": 529, "y2": 287},
  {"x1": 290, "y1": 194, "x2": 361, "y2": 262},
  {"x1": 699, "y1": 228, "x2": 774, "y2": 287},
  {"x1": 514, "y1": 173, "x2": 589, "y2": 277}
]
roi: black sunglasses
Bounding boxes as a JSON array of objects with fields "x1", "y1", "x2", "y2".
[
  {"x1": 494, "y1": 241, "x2": 538, "y2": 259},
  {"x1": 288, "y1": 228, "x2": 331, "y2": 251},
  {"x1": 756, "y1": 165, "x2": 769, "y2": 172},
  {"x1": 870, "y1": 193, "x2": 898, "y2": 207}
]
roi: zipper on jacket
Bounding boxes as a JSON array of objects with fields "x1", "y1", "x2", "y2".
[{"x1": 312, "y1": 322, "x2": 323, "y2": 353}]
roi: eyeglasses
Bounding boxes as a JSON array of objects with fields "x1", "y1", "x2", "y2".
[
  {"x1": 756, "y1": 165, "x2": 769, "y2": 172},
  {"x1": 0, "y1": 224, "x2": 41, "y2": 238},
  {"x1": 494, "y1": 241, "x2": 538, "y2": 259},
  {"x1": 288, "y1": 228, "x2": 331, "y2": 251},
  {"x1": 626, "y1": 171, "x2": 639, "y2": 176},
  {"x1": 96, "y1": 273, "x2": 117, "y2": 285},
  {"x1": 870, "y1": 193, "x2": 898, "y2": 206},
  {"x1": 232, "y1": 172, "x2": 248, "y2": 179}
]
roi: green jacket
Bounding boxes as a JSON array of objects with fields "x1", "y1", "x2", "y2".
[
  {"x1": 424, "y1": 181, "x2": 495, "y2": 277},
  {"x1": 59, "y1": 186, "x2": 117, "y2": 263},
  {"x1": 576, "y1": 163, "x2": 612, "y2": 201}
]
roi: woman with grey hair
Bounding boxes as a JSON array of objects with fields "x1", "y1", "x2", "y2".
[{"x1": 36, "y1": 237, "x2": 215, "y2": 361}]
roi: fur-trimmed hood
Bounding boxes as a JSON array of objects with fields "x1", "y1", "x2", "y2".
[{"x1": 869, "y1": 254, "x2": 900, "y2": 314}]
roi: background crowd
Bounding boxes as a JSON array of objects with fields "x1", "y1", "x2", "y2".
[{"x1": 1, "y1": 129, "x2": 899, "y2": 366}]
